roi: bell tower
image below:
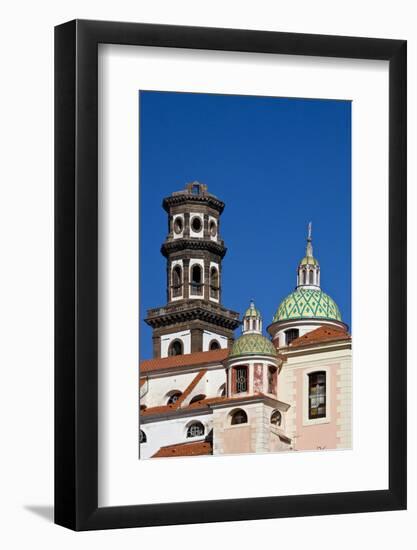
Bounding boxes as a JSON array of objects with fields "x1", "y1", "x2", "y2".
[{"x1": 145, "y1": 182, "x2": 240, "y2": 358}]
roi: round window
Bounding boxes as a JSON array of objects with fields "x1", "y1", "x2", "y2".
[
  {"x1": 191, "y1": 216, "x2": 202, "y2": 232},
  {"x1": 209, "y1": 220, "x2": 217, "y2": 236},
  {"x1": 173, "y1": 217, "x2": 183, "y2": 234}
]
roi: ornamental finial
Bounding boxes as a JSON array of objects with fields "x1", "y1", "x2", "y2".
[{"x1": 306, "y1": 222, "x2": 313, "y2": 257}]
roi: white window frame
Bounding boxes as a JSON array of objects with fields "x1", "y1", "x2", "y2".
[
  {"x1": 189, "y1": 212, "x2": 204, "y2": 238},
  {"x1": 209, "y1": 261, "x2": 220, "y2": 303},
  {"x1": 184, "y1": 420, "x2": 206, "y2": 439},
  {"x1": 208, "y1": 215, "x2": 218, "y2": 241},
  {"x1": 189, "y1": 259, "x2": 204, "y2": 299},
  {"x1": 172, "y1": 213, "x2": 184, "y2": 239},
  {"x1": 302, "y1": 365, "x2": 332, "y2": 426},
  {"x1": 170, "y1": 259, "x2": 183, "y2": 301}
]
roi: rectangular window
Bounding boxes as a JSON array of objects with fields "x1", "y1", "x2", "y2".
[
  {"x1": 308, "y1": 371, "x2": 326, "y2": 419},
  {"x1": 285, "y1": 328, "x2": 299, "y2": 345},
  {"x1": 235, "y1": 366, "x2": 248, "y2": 393}
]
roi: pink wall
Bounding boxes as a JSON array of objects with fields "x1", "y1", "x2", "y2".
[
  {"x1": 294, "y1": 364, "x2": 339, "y2": 451},
  {"x1": 253, "y1": 363, "x2": 263, "y2": 392}
]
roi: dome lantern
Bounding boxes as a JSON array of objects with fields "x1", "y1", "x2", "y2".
[
  {"x1": 297, "y1": 222, "x2": 320, "y2": 290},
  {"x1": 242, "y1": 299, "x2": 262, "y2": 334},
  {"x1": 230, "y1": 301, "x2": 277, "y2": 358}
]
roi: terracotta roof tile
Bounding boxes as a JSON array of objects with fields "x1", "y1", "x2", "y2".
[
  {"x1": 141, "y1": 403, "x2": 179, "y2": 416},
  {"x1": 175, "y1": 369, "x2": 207, "y2": 407},
  {"x1": 141, "y1": 392, "x2": 281, "y2": 417},
  {"x1": 289, "y1": 326, "x2": 351, "y2": 348},
  {"x1": 152, "y1": 440, "x2": 212, "y2": 458},
  {"x1": 140, "y1": 348, "x2": 229, "y2": 373}
]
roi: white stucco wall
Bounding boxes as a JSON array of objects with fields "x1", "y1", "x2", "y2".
[
  {"x1": 141, "y1": 366, "x2": 227, "y2": 408},
  {"x1": 160, "y1": 329, "x2": 191, "y2": 358},
  {"x1": 202, "y1": 329, "x2": 227, "y2": 351},
  {"x1": 140, "y1": 413, "x2": 213, "y2": 459}
]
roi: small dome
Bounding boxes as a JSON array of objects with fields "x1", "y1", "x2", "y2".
[
  {"x1": 244, "y1": 300, "x2": 261, "y2": 318},
  {"x1": 273, "y1": 288, "x2": 342, "y2": 323},
  {"x1": 299, "y1": 255, "x2": 319, "y2": 266},
  {"x1": 230, "y1": 333, "x2": 277, "y2": 358}
]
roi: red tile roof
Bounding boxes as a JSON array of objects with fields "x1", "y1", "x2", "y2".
[
  {"x1": 152, "y1": 440, "x2": 212, "y2": 458},
  {"x1": 141, "y1": 392, "x2": 282, "y2": 417},
  {"x1": 140, "y1": 348, "x2": 229, "y2": 373},
  {"x1": 175, "y1": 369, "x2": 207, "y2": 407},
  {"x1": 289, "y1": 326, "x2": 351, "y2": 348}
]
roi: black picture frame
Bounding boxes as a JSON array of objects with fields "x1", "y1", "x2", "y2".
[{"x1": 55, "y1": 19, "x2": 407, "y2": 531}]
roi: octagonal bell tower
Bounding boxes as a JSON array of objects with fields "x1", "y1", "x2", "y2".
[{"x1": 145, "y1": 182, "x2": 240, "y2": 358}]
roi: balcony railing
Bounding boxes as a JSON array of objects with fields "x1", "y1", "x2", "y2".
[
  {"x1": 210, "y1": 286, "x2": 219, "y2": 300},
  {"x1": 171, "y1": 284, "x2": 183, "y2": 298},
  {"x1": 190, "y1": 282, "x2": 203, "y2": 296}
]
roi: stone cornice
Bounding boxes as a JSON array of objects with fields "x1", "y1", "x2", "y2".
[
  {"x1": 145, "y1": 303, "x2": 240, "y2": 330},
  {"x1": 163, "y1": 193, "x2": 225, "y2": 214},
  {"x1": 161, "y1": 238, "x2": 227, "y2": 258}
]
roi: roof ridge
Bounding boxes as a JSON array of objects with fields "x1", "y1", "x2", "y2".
[
  {"x1": 140, "y1": 347, "x2": 229, "y2": 373},
  {"x1": 289, "y1": 326, "x2": 350, "y2": 347},
  {"x1": 175, "y1": 369, "x2": 207, "y2": 409}
]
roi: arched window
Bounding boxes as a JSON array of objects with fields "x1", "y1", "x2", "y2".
[
  {"x1": 209, "y1": 339, "x2": 220, "y2": 351},
  {"x1": 173, "y1": 216, "x2": 183, "y2": 234},
  {"x1": 171, "y1": 265, "x2": 182, "y2": 298},
  {"x1": 268, "y1": 366, "x2": 277, "y2": 394},
  {"x1": 210, "y1": 266, "x2": 219, "y2": 299},
  {"x1": 271, "y1": 410, "x2": 282, "y2": 426},
  {"x1": 218, "y1": 383, "x2": 226, "y2": 397},
  {"x1": 234, "y1": 366, "x2": 248, "y2": 393},
  {"x1": 139, "y1": 429, "x2": 147, "y2": 443},
  {"x1": 166, "y1": 391, "x2": 182, "y2": 405},
  {"x1": 230, "y1": 409, "x2": 248, "y2": 425},
  {"x1": 189, "y1": 394, "x2": 206, "y2": 404},
  {"x1": 302, "y1": 269, "x2": 307, "y2": 284},
  {"x1": 309, "y1": 270, "x2": 314, "y2": 285},
  {"x1": 187, "y1": 421, "x2": 205, "y2": 438},
  {"x1": 168, "y1": 339, "x2": 183, "y2": 356},
  {"x1": 190, "y1": 264, "x2": 203, "y2": 296},
  {"x1": 285, "y1": 329, "x2": 299, "y2": 345},
  {"x1": 308, "y1": 371, "x2": 326, "y2": 419}
]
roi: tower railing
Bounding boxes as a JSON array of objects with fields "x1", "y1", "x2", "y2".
[
  {"x1": 190, "y1": 282, "x2": 203, "y2": 296},
  {"x1": 171, "y1": 283, "x2": 183, "y2": 298}
]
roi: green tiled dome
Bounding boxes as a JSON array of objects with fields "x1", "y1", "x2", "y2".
[
  {"x1": 273, "y1": 288, "x2": 342, "y2": 322},
  {"x1": 230, "y1": 333, "x2": 277, "y2": 358}
]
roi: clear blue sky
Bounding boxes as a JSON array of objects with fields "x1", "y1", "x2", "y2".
[{"x1": 139, "y1": 91, "x2": 351, "y2": 360}]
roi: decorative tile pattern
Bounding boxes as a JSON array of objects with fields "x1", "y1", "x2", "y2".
[
  {"x1": 229, "y1": 333, "x2": 277, "y2": 357},
  {"x1": 273, "y1": 288, "x2": 342, "y2": 322}
]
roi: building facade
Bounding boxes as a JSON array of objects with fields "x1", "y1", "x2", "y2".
[{"x1": 140, "y1": 183, "x2": 352, "y2": 459}]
